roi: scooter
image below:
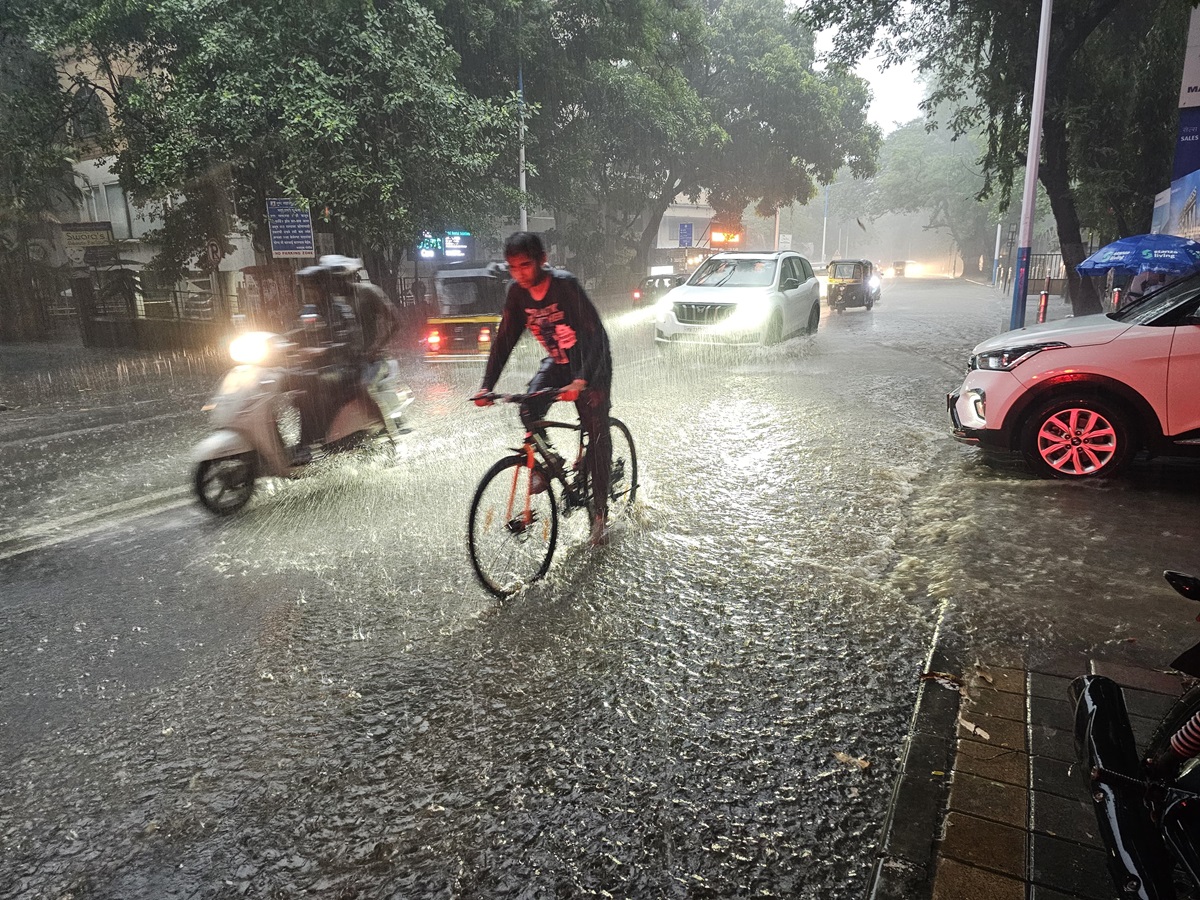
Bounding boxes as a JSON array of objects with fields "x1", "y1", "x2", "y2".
[
  {"x1": 1070, "y1": 571, "x2": 1200, "y2": 900},
  {"x1": 191, "y1": 328, "x2": 413, "y2": 515}
]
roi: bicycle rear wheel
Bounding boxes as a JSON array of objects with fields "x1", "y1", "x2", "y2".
[
  {"x1": 583, "y1": 418, "x2": 638, "y2": 522},
  {"x1": 468, "y1": 457, "x2": 559, "y2": 598}
]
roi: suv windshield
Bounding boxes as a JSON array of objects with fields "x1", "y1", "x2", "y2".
[
  {"x1": 1111, "y1": 272, "x2": 1200, "y2": 326},
  {"x1": 690, "y1": 258, "x2": 777, "y2": 287}
]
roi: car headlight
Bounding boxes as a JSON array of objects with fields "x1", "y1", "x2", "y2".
[
  {"x1": 969, "y1": 341, "x2": 1067, "y2": 372},
  {"x1": 729, "y1": 294, "x2": 772, "y2": 326},
  {"x1": 654, "y1": 294, "x2": 676, "y2": 315},
  {"x1": 229, "y1": 331, "x2": 278, "y2": 365}
]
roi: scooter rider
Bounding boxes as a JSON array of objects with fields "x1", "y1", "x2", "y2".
[{"x1": 291, "y1": 256, "x2": 400, "y2": 460}]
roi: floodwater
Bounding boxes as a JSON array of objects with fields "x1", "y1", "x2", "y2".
[{"x1": 2, "y1": 278, "x2": 1198, "y2": 898}]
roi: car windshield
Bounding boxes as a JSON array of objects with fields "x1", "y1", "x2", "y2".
[
  {"x1": 689, "y1": 258, "x2": 776, "y2": 287},
  {"x1": 831, "y1": 263, "x2": 860, "y2": 279},
  {"x1": 1111, "y1": 272, "x2": 1200, "y2": 325}
]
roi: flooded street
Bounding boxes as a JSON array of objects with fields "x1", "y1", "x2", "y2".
[{"x1": 3, "y1": 278, "x2": 1199, "y2": 898}]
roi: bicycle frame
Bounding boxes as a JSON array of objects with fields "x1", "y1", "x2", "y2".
[{"x1": 468, "y1": 389, "x2": 637, "y2": 597}]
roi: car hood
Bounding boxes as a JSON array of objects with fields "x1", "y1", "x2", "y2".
[
  {"x1": 971, "y1": 313, "x2": 1130, "y2": 354},
  {"x1": 667, "y1": 284, "x2": 772, "y2": 304}
]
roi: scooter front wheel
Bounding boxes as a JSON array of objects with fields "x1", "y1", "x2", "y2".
[{"x1": 195, "y1": 453, "x2": 257, "y2": 515}]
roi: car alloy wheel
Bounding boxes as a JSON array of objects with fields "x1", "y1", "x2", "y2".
[{"x1": 1020, "y1": 395, "x2": 1134, "y2": 479}]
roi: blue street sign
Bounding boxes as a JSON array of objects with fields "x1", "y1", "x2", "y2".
[
  {"x1": 679, "y1": 223, "x2": 693, "y2": 248},
  {"x1": 267, "y1": 198, "x2": 315, "y2": 258}
]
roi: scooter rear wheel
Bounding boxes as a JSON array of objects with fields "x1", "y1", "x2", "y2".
[{"x1": 195, "y1": 452, "x2": 257, "y2": 515}]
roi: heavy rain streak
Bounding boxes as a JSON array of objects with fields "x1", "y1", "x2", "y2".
[{"x1": 4, "y1": 277, "x2": 1197, "y2": 899}]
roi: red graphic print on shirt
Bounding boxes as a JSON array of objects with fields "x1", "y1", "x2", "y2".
[{"x1": 525, "y1": 302, "x2": 576, "y2": 365}]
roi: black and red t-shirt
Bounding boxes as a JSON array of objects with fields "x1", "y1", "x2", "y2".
[{"x1": 481, "y1": 270, "x2": 612, "y2": 391}]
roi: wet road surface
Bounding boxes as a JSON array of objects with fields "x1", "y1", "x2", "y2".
[{"x1": 2, "y1": 279, "x2": 1198, "y2": 898}]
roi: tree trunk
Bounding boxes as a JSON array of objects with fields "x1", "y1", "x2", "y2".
[
  {"x1": 960, "y1": 246, "x2": 984, "y2": 279},
  {"x1": 1041, "y1": 111, "x2": 1102, "y2": 316},
  {"x1": 631, "y1": 178, "x2": 680, "y2": 279}
]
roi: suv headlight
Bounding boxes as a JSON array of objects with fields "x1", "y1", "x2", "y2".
[{"x1": 970, "y1": 341, "x2": 1067, "y2": 372}]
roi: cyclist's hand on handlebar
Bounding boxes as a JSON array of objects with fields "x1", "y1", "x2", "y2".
[
  {"x1": 558, "y1": 379, "x2": 587, "y2": 402},
  {"x1": 472, "y1": 388, "x2": 494, "y2": 407}
]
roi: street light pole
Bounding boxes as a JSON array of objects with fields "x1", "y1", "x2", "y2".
[
  {"x1": 1010, "y1": 0, "x2": 1054, "y2": 330},
  {"x1": 517, "y1": 11, "x2": 528, "y2": 232},
  {"x1": 821, "y1": 184, "x2": 830, "y2": 261}
]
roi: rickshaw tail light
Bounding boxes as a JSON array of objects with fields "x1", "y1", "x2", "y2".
[
  {"x1": 427, "y1": 329, "x2": 441, "y2": 348},
  {"x1": 479, "y1": 328, "x2": 491, "y2": 343}
]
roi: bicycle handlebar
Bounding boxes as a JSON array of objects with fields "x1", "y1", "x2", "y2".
[{"x1": 473, "y1": 388, "x2": 564, "y2": 404}]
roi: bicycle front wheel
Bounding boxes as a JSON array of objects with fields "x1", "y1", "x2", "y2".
[{"x1": 468, "y1": 457, "x2": 559, "y2": 598}]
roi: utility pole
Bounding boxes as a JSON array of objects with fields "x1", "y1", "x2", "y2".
[
  {"x1": 1010, "y1": 0, "x2": 1053, "y2": 330},
  {"x1": 518, "y1": 9, "x2": 528, "y2": 231}
]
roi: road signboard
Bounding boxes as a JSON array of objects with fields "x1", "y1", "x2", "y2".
[
  {"x1": 61, "y1": 222, "x2": 114, "y2": 248},
  {"x1": 266, "y1": 198, "x2": 315, "y2": 258},
  {"x1": 679, "y1": 223, "x2": 693, "y2": 247}
]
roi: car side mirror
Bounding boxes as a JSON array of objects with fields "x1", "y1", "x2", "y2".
[{"x1": 782, "y1": 277, "x2": 800, "y2": 290}]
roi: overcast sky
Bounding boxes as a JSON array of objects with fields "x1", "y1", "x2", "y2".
[
  {"x1": 814, "y1": 27, "x2": 926, "y2": 135},
  {"x1": 861, "y1": 55, "x2": 925, "y2": 134}
]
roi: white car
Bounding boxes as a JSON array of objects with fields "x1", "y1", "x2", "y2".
[
  {"x1": 948, "y1": 275, "x2": 1200, "y2": 478},
  {"x1": 653, "y1": 251, "x2": 822, "y2": 345}
]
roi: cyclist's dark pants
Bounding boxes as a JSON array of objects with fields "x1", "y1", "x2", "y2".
[{"x1": 521, "y1": 358, "x2": 612, "y2": 519}]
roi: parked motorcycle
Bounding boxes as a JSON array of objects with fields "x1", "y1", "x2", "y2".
[
  {"x1": 1070, "y1": 571, "x2": 1200, "y2": 900},
  {"x1": 191, "y1": 328, "x2": 412, "y2": 515}
]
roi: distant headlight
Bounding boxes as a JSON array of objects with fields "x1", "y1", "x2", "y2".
[
  {"x1": 229, "y1": 331, "x2": 278, "y2": 365},
  {"x1": 970, "y1": 341, "x2": 1067, "y2": 372}
]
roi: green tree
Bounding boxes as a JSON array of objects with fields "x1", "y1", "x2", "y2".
[
  {"x1": 867, "y1": 122, "x2": 999, "y2": 278},
  {"x1": 0, "y1": 28, "x2": 81, "y2": 338},
  {"x1": 799, "y1": 0, "x2": 1193, "y2": 316},
  {"x1": 20, "y1": 0, "x2": 518, "y2": 288},
  {"x1": 435, "y1": 0, "x2": 880, "y2": 279}
]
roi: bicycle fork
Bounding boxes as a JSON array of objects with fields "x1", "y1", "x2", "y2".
[{"x1": 503, "y1": 442, "x2": 538, "y2": 534}]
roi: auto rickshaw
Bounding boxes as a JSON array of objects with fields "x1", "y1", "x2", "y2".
[
  {"x1": 826, "y1": 259, "x2": 881, "y2": 313},
  {"x1": 421, "y1": 262, "x2": 509, "y2": 360}
]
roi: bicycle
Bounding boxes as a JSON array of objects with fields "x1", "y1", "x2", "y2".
[{"x1": 467, "y1": 389, "x2": 638, "y2": 598}]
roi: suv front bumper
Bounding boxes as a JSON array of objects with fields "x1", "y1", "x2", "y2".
[{"x1": 947, "y1": 368, "x2": 1025, "y2": 450}]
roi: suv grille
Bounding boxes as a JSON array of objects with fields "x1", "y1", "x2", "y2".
[{"x1": 674, "y1": 302, "x2": 736, "y2": 325}]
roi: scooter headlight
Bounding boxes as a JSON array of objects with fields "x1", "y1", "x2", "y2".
[{"x1": 229, "y1": 331, "x2": 278, "y2": 365}]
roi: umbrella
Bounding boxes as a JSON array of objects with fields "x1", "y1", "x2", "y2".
[{"x1": 1076, "y1": 233, "x2": 1200, "y2": 277}]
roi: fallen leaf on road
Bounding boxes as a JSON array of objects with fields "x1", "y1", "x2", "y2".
[
  {"x1": 833, "y1": 751, "x2": 871, "y2": 770},
  {"x1": 920, "y1": 671, "x2": 965, "y2": 690}
]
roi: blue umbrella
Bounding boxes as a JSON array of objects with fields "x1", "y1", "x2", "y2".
[{"x1": 1076, "y1": 233, "x2": 1200, "y2": 276}]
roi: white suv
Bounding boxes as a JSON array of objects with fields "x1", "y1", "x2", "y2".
[
  {"x1": 948, "y1": 275, "x2": 1200, "y2": 478},
  {"x1": 653, "y1": 251, "x2": 821, "y2": 345}
]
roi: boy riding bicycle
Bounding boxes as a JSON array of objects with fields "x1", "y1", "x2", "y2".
[{"x1": 472, "y1": 232, "x2": 614, "y2": 546}]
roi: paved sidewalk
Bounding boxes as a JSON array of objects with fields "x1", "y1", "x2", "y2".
[{"x1": 868, "y1": 634, "x2": 1184, "y2": 900}]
